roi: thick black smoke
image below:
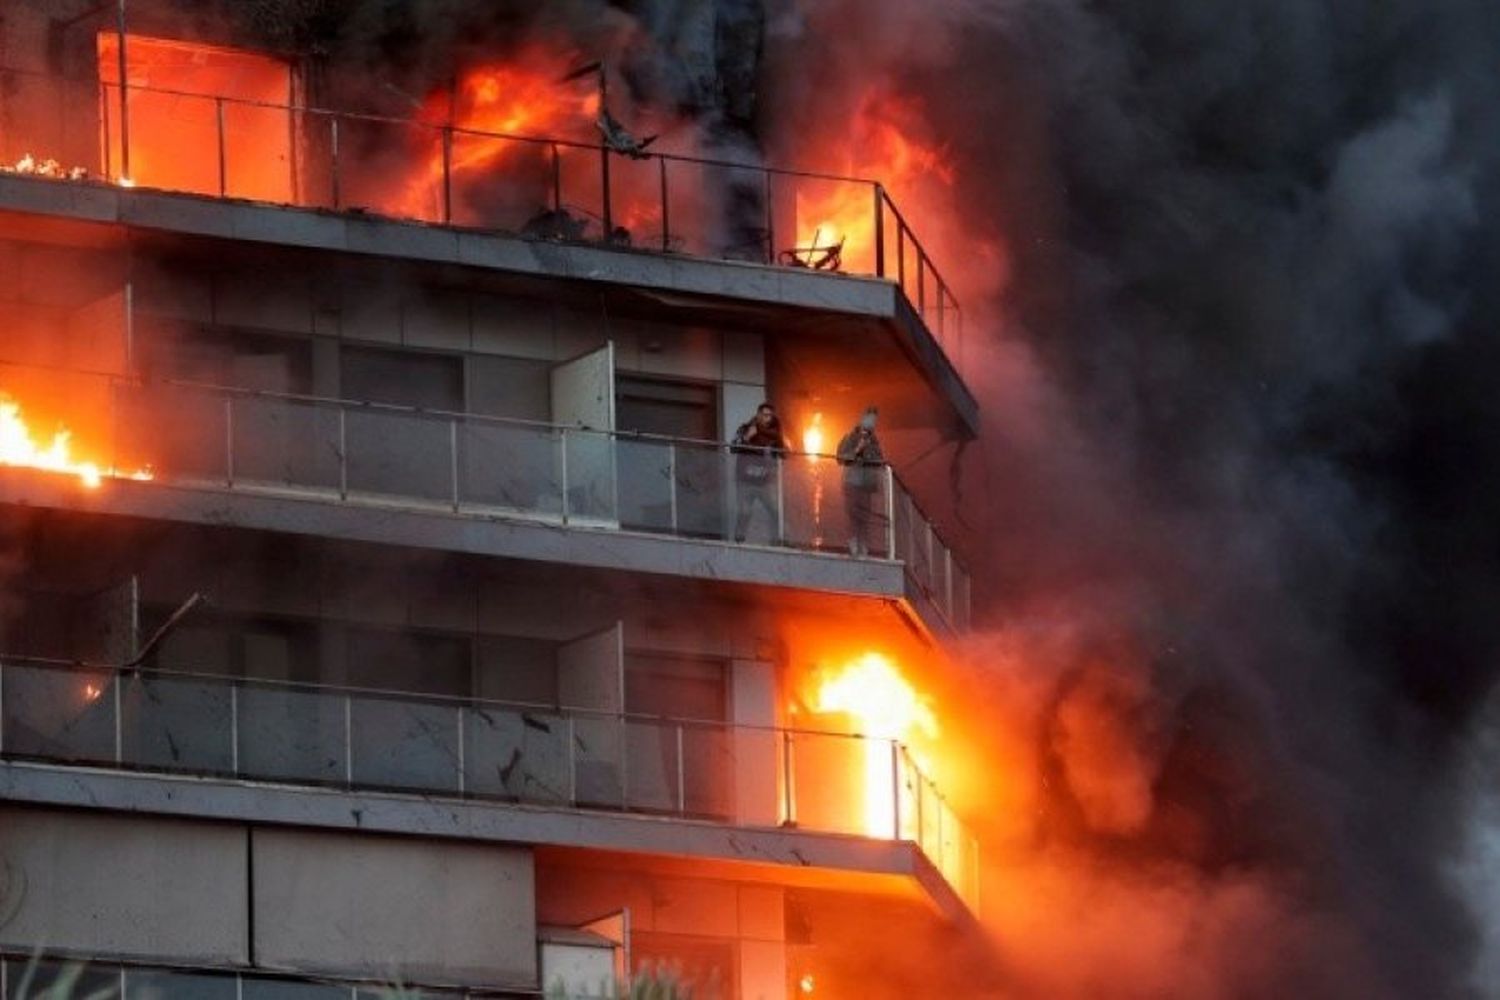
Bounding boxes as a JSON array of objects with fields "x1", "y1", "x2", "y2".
[{"x1": 870, "y1": 1, "x2": 1500, "y2": 997}]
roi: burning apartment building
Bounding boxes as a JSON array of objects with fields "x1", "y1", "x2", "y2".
[{"x1": 0, "y1": 2, "x2": 988, "y2": 998}]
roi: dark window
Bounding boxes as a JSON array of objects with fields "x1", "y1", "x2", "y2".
[
  {"x1": 340, "y1": 345, "x2": 463, "y2": 410},
  {"x1": 616, "y1": 378, "x2": 723, "y2": 536},
  {"x1": 625, "y1": 653, "x2": 726, "y2": 721},
  {"x1": 476, "y1": 635, "x2": 559, "y2": 705},
  {"x1": 345, "y1": 625, "x2": 471, "y2": 697},
  {"x1": 616, "y1": 376, "x2": 717, "y2": 440},
  {"x1": 145, "y1": 326, "x2": 313, "y2": 393},
  {"x1": 468, "y1": 354, "x2": 551, "y2": 420},
  {"x1": 143, "y1": 607, "x2": 320, "y2": 683}
]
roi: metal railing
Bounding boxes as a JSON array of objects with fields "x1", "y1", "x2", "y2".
[
  {"x1": 81, "y1": 375, "x2": 970, "y2": 631},
  {"x1": 0, "y1": 656, "x2": 983, "y2": 915},
  {"x1": 0, "y1": 61, "x2": 964, "y2": 374},
  {"x1": 0, "y1": 952, "x2": 530, "y2": 1000}
]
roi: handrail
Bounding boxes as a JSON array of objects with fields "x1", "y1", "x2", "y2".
[
  {"x1": 0, "y1": 59, "x2": 966, "y2": 371},
  {"x1": 0, "y1": 351, "x2": 970, "y2": 630},
  {"x1": 0, "y1": 651, "x2": 889, "y2": 742},
  {"x1": 0, "y1": 652, "x2": 981, "y2": 914}
]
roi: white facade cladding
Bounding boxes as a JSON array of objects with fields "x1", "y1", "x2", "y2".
[
  {"x1": 0, "y1": 808, "x2": 250, "y2": 966},
  {"x1": 251, "y1": 829, "x2": 536, "y2": 988}
]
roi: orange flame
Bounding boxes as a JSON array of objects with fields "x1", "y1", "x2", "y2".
[
  {"x1": 0, "y1": 394, "x2": 150, "y2": 488},
  {"x1": 811, "y1": 652, "x2": 937, "y2": 837},
  {"x1": 793, "y1": 94, "x2": 954, "y2": 275},
  {"x1": 394, "y1": 53, "x2": 599, "y2": 219},
  {"x1": 802, "y1": 411, "x2": 825, "y2": 457}
]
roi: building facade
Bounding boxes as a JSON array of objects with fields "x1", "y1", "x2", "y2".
[{"x1": 0, "y1": 6, "x2": 984, "y2": 997}]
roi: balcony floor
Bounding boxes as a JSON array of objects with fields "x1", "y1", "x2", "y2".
[
  {"x1": 0, "y1": 173, "x2": 978, "y2": 437},
  {"x1": 0, "y1": 757, "x2": 976, "y2": 927}
]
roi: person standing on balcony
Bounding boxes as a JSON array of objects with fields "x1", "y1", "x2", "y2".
[
  {"x1": 731, "y1": 402, "x2": 790, "y2": 543},
  {"x1": 837, "y1": 407, "x2": 886, "y2": 557}
]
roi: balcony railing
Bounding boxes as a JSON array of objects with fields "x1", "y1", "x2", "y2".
[
  {"x1": 65, "y1": 376, "x2": 967, "y2": 632},
  {"x1": 0, "y1": 952, "x2": 524, "y2": 1000},
  {"x1": 0, "y1": 62, "x2": 965, "y2": 376},
  {"x1": 0, "y1": 656, "x2": 982, "y2": 915}
]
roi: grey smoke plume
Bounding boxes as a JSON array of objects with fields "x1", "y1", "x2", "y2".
[{"x1": 788, "y1": 0, "x2": 1500, "y2": 997}]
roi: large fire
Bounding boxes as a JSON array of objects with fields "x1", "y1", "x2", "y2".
[
  {"x1": 0, "y1": 394, "x2": 150, "y2": 488},
  {"x1": 811, "y1": 652, "x2": 938, "y2": 837},
  {"x1": 394, "y1": 53, "x2": 600, "y2": 220},
  {"x1": 791, "y1": 93, "x2": 954, "y2": 277}
]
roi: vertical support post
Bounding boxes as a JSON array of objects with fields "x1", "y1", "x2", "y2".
[
  {"x1": 229, "y1": 683, "x2": 239, "y2": 775},
  {"x1": 889, "y1": 740, "x2": 901, "y2": 840},
  {"x1": 667, "y1": 443, "x2": 678, "y2": 533},
  {"x1": 558, "y1": 428, "x2": 570, "y2": 525},
  {"x1": 100, "y1": 83, "x2": 113, "y2": 181},
  {"x1": 113, "y1": 669, "x2": 123, "y2": 764},
  {"x1": 456, "y1": 705, "x2": 466, "y2": 795},
  {"x1": 224, "y1": 397, "x2": 234, "y2": 487},
  {"x1": 0, "y1": 661, "x2": 7, "y2": 754},
  {"x1": 775, "y1": 455, "x2": 786, "y2": 545},
  {"x1": 449, "y1": 418, "x2": 460, "y2": 512},
  {"x1": 763, "y1": 170, "x2": 775, "y2": 265},
  {"x1": 782, "y1": 730, "x2": 797, "y2": 826},
  {"x1": 215, "y1": 98, "x2": 227, "y2": 196},
  {"x1": 441, "y1": 126, "x2": 453, "y2": 224},
  {"x1": 658, "y1": 156, "x2": 670, "y2": 252},
  {"x1": 915, "y1": 754, "x2": 924, "y2": 849},
  {"x1": 916, "y1": 252, "x2": 926, "y2": 317},
  {"x1": 329, "y1": 115, "x2": 341, "y2": 209},
  {"x1": 567, "y1": 715, "x2": 578, "y2": 804},
  {"x1": 337, "y1": 407, "x2": 348, "y2": 500},
  {"x1": 924, "y1": 519, "x2": 935, "y2": 590},
  {"x1": 936, "y1": 795, "x2": 945, "y2": 868},
  {"x1": 343, "y1": 693, "x2": 354, "y2": 788},
  {"x1": 115, "y1": 0, "x2": 131, "y2": 182},
  {"x1": 675, "y1": 724, "x2": 686, "y2": 814},
  {"x1": 873, "y1": 184, "x2": 886, "y2": 278},
  {"x1": 896, "y1": 220, "x2": 905, "y2": 291},
  {"x1": 884, "y1": 465, "x2": 896, "y2": 560},
  {"x1": 944, "y1": 547, "x2": 954, "y2": 622},
  {"x1": 618, "y1": 713, "x2": 629, "y2": 809},
  {"x1": 551, "y1": 143, "x2": 562, "y2": 213}
]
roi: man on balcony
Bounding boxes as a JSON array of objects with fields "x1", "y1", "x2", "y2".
[
  {"x1": 837, "y1": 407, "x2": 885, "y2": 557},
  {"x1": 730, "y1": 403, "x2": 790, "y2": 544}
]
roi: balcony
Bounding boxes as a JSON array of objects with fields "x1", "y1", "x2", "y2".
[
  {"x1": 0, "y1": 368, "x2": 972, "y2": 634},
  {"x1": 0, "y1": 58, "x2": 972, "y2": 417},
  {"x1": 0, "y1": 655, "x2": 982, "y2": 919}
]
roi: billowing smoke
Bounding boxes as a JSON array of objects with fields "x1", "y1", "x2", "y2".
[{"x1": 758, "y1": 0, "x2": 1500, "y2": 997}]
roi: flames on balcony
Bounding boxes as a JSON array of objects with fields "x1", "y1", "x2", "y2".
[
  {"x1": 0, "y1": 393, "x2": 150, "y2": 488},
  {"x1": 1, "y1": 154, "x2": 91, "y2": 181},
  {"x1": 0, "y1": 31, "x2": 969, "y2": 287},
  {"x1": 805, "y1": 651, "x2": 940, "y2": 839}
]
